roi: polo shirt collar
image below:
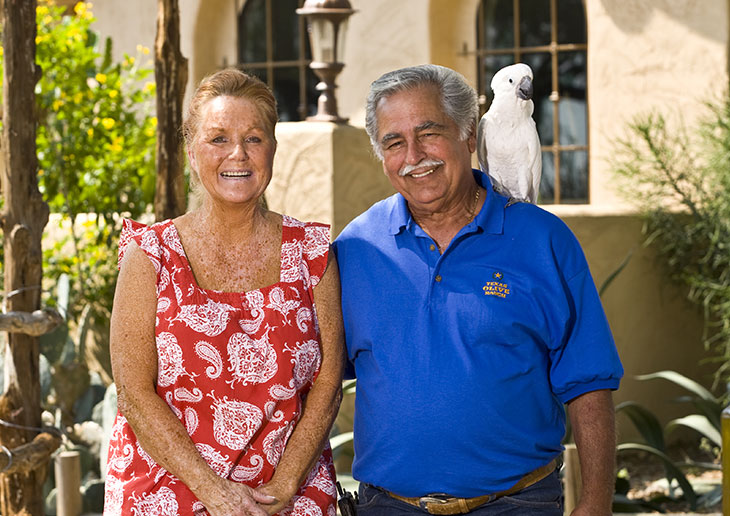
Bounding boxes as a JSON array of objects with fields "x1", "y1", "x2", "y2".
[{"x1": 387, "y1": 169, "x2": 506, "y2": 235}]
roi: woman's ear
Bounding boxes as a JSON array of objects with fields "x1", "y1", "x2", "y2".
[{"x1": 187, "y1": 147, "x2": 197, "y2": 171}]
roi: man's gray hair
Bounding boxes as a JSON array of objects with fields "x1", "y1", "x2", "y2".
[{"x1": 365, "y1": 64, "x2": 479, "y2": 160}]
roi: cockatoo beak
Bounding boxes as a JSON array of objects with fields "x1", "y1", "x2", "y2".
[{"x1": 517, "y1": 76, "x2": 533, "y2": 100}]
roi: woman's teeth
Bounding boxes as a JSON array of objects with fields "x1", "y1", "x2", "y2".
[{"x1": 221, "y1": 171, "x2": 251, "y2": 177}]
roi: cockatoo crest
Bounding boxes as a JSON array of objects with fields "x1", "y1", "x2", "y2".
[{"x1": 477, "y1": 63, "x2": 542, "y2": 204}]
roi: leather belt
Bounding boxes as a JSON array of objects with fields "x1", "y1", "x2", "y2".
[{"x1": 384, "y1": 458, "x2": 559, "y2": 515}]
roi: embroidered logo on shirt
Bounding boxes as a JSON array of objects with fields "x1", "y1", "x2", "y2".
[{"x1": 483, "y1": 271, "x2": 510, "y2": 298}]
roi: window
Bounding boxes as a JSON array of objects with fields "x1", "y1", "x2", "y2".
[
  {"x1": 476, "y1": 0, "x2": 588, "y2": 204},
  {"x1": 238, "y1": 0, "x2": 318, "y2": 121}
]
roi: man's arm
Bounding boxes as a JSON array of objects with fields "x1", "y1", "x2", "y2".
[{"x1": 566, "y1": 389, "x2": 616, "y2": 516}]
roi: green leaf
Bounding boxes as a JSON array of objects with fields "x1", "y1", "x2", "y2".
[
  {"x1": 599, "y1": 248, "x2": 634, "y2": 297},
  {"x1": 665, "y1": 414, "x2": 721, "y2": 447},
  {"x1": 615, "y1": 401, "x2": 665, "y2": 450},
  {"x1": 330, "y1": 432, "x2": 353, "y2": 451},
  {"x1": 342, "y1": 379, "x2": 357, "y2": 395},
  {"x1": 635, "y1": 371, "x2": 718, "y2": 403},
  {"x1": 616, "y1": 443, "x2": 698, "y2": 510}
]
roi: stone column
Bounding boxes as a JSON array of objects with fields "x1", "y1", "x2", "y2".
[{"x1": 268, "y1": 122, "x2": 394, "y2": 237}]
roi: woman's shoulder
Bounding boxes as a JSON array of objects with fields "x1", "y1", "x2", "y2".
[
  {"x1": 118, "y1": 217, "x2": 173, "y2": 270},
  {"x1": 281, "y1": 213, "x2": 329, "y2": 231}
]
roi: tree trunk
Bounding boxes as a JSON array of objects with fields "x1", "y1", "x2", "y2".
[
  {"x1": 0, "y1": 1, "x2": 52, "y2": 514},
  {"x1": 154, "y1": 0, "x2": 188, "y2": 221}
]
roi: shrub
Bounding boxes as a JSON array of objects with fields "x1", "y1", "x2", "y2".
[{"x1": 612, "y1": 95, "x2": 730, "y2": 389}]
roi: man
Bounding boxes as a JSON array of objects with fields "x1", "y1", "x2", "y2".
[{"x1": 332, "y1": 64, "x2": 623, "y2": 516}]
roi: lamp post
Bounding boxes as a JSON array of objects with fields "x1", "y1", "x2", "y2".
[{"x1": 297, "y1": 0, "x2": 355, "y2": 123}]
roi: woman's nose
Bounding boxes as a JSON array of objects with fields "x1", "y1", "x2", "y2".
[{"x1": 230, "y1": 142, "x2": 248, "y2": 160}]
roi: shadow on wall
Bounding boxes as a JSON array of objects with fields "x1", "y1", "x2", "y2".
[{"x1": 598, "y1": 0, "x2": 727, "y2": 41}]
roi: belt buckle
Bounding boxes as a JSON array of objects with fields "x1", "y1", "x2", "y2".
[
  {"x1": 418, "y1": 493, "x2": 452, "y2": 510},
  {"x1": 419, "y1": 493, "x2": 497, "y2": 515}
]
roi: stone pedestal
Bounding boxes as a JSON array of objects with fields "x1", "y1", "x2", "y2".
[{"x1": 268, "y1": 122, "x2": 394, "y2": 238}]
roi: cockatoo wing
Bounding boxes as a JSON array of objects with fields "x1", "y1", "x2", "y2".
[
  {"x1": 477, "y1": 114, "x2": 489, "y2": 174},
  {"x1": 526, "y1": 118, "x2": 542, "y2": 204}
]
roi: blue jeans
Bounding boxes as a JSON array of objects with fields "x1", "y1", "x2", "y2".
[{"x1": 355, "y1": 470, "x2": 563, "y2": 515}]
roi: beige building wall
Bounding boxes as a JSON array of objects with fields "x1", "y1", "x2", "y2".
[{"x1": 585, "y1": 0, "x2": 730, "y2": 207}]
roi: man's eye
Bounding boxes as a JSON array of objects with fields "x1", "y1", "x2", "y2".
[
  {"x1": 212, "y1": 136, "x2": 226, "y2": 143},
  {"x1": 386, "y1": 141, "x2": 402, "y2": 150}
]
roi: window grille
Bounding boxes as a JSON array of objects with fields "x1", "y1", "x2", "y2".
[{"x1": 476, "y1": 0, "x2": 588, "y2": 203}]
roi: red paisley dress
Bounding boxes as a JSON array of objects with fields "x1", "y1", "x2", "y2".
[{"x1": 104, "y1": 216, "x2": 337, "y2": 516}]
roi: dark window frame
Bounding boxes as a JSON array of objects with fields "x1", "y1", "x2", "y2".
[
  {"x1": 476, "y1": 0, "x2": 589, "y2": 204},
  {"x1": 237, "y1": 0, "x2": 315, "y2": 121}
]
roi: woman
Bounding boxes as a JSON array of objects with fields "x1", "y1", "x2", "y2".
[{"x1": 104, "y1": 68, "x2": 344, "y2": 516}]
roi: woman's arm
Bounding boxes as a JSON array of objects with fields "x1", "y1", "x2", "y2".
[
  {"x1": 256, "y1": 250, "x2": 346, "y2": 514},
  {"x1": 111, "y1": 242, "x2": 273, "y2": 516}
]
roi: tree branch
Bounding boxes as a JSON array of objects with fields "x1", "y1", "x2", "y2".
[
  {"x1": 0, "y1": 308, "x2": 63, "y2": 336},
  {"x1": 0, "y1": 432, "x2": 62, "y2": 475}
]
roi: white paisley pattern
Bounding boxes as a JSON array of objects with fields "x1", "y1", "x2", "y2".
[
  {"x1": 105, "y1": 217, "x2": 335, "y2": 516},
  {"x1": 227, "y1": 329, "x2": 278, "y2": 386},
  {"x1": 211, "y1": 395, "x2": 264, "y2": 450}
]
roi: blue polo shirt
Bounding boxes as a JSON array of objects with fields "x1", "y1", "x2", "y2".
[{"x1": 332, "y1": 170, "x2": 623, "y2": 498}]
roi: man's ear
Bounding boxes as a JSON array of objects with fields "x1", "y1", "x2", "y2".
[{"x1": 467, "y1": 124, "x2": 477, "y2": 154}]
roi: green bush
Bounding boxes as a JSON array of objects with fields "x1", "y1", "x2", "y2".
[
  {"x1": 612, "y1": 94, "x2": 730, "y2": 390},
  {"x1": 1, "y1": 0, "x2": 156, "y2": 320}
]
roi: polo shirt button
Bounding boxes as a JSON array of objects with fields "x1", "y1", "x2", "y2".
[
  {"x1": 429, "y1": 244, "x2": 436, "y2": 251},
  {"x1": 435, "y1": 275, "x2": 442, "y2": 282}
]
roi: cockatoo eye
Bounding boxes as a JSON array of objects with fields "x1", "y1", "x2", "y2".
[{"x1": 509, "y1": 78, "x2": 513, "y2": 84}]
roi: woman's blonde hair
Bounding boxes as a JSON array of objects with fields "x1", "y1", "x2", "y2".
[{"x1": 183, "y1": 68, "x2": 278, "y2": 145}]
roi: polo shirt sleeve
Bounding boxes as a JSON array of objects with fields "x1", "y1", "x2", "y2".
[{"x1": 548, "y1": 262, "x2": 624, "y2": 404}]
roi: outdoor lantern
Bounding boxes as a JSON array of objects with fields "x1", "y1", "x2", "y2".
[{"x1": 297, "y1": 0, "x2": 356, "y2": 123}]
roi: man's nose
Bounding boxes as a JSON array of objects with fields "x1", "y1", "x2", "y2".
[{"x1": 405, "y1": 139, "x2": 426, "y2": 165}]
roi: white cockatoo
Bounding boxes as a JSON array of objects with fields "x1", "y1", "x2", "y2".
[{"x1": 477, "y1": 63, "x2": 542, "y2": 204}]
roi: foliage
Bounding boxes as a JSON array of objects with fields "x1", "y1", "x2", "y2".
[
  {"x1": 614, "y1": 371, "x2": 722, "y2": 512},
  {"x1": 0, "y1": 0, "x2": 157, "y2": 320},
  {"x1": 0, "y1": 3, "x2": 157, "y2": 511},
  {"x1": 612, "y1": 96, "x2": 730, "y2": 389}
]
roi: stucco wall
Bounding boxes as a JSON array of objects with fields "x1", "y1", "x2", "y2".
[
  {"x1": 268, "y1": 122, "x2": 394, "y2": 236},
  {"x1": 586, "y1": 0, "x2": 730, "y2": 207}
]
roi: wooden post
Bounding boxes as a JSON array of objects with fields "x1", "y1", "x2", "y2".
[
  {"x1": 55, "y1": 451, "x2": 81, "y2": 516},
  {"x1": 563, "y1": 443, "x2": 581, "y2": 515},
  {"x1": 722, "y1": 406, "x2": 730, "y2": 515},
  {"x1": 153, "y1": 0, "x2": 188, "y2": 221},
  {"x1": 0, "y1": 1, "x2": 54, "y2": 514}
]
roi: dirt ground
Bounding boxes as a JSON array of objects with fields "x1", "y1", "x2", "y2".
[{"x1": 615, "y1": 447, "x2": 722, "y2": 514}]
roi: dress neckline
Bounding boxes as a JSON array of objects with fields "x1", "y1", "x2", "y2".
[{"x1": 165, "y1": 218, "x2": 288, "y2": 297}]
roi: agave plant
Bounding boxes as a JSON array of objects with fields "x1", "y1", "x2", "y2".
[{"x1": 615, "y1": 370, "x2": 722, "y2": 511}]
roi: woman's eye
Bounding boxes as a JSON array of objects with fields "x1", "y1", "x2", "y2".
[
  {"x1": 212, "y1": 136, "x2": 226, "y2": 143},
  {"x1": 246, "y1": 136, "x2": 262, "y2": 144}
]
